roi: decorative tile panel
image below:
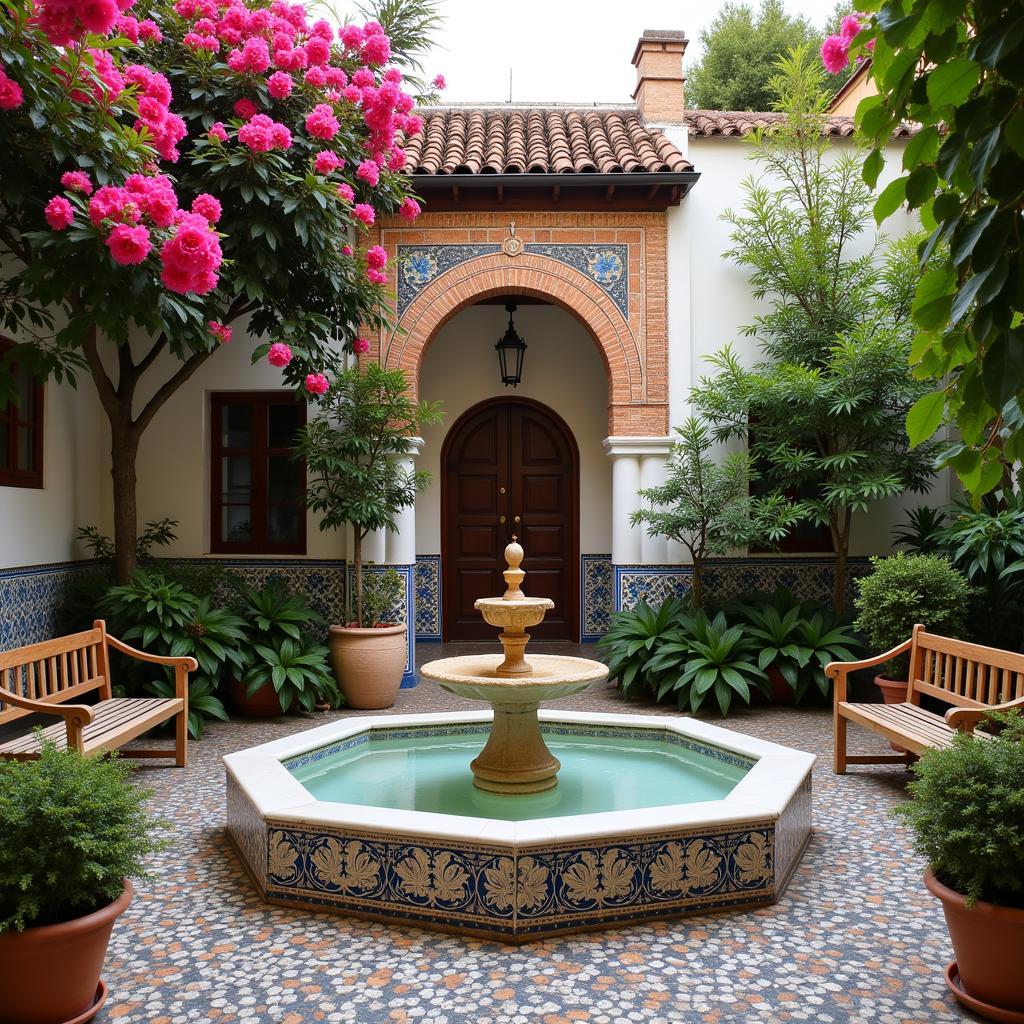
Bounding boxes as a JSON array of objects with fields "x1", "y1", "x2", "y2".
[
  {"x1": 774, "y1": 773, "x2": 813, "y2": 894},
  {"x1": 581, "y1": 554, "x2": 612, "y2": 642},
  {"x1": 524, "y1": 244, "x2": 629, "y2": 316},
  {"x1": 346, "y1": 562, "x2": 416, "y2": 687},
  {"x1": 614, "y1": 566, "x2": 692, "y2": 612},
  {"x1": 414, "y1": 554, "x2": 441, "y2": 641},
  {"x1": 397, "y1": 245, "x2": 501, "y2": 314},
  {"x1": 0, "y1": 561, "x2": 93, "y2": 652},
  {"x1": 226, "y1": 772, "x2": 268, "y2": 893}
]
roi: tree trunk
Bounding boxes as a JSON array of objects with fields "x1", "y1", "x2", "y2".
[
  {"x1": 691, "y1": 558, "x2": 704, "y2": 609},
  {"x1": 110, "y1": 424, "x2": 140, "y2": 584},
  {"x1": 831, "y1": 507, "x2": 853, "y2": 613},
  {"x1": 353, "y1": 531, "x2": 363, "y2": 628}
]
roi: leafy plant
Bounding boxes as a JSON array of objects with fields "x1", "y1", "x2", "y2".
[
  {"x1": 893, "y1": 713, "x2": 1024, "y2": 908},
  {"x1": 238, "y1": 579, "x2": 323, "y2": 640},
  {"x1": 630, "y1": 417, "x2": 803, "y2": 607},
  {"x1": 741, "y1": 602, "x2": 810, "y2": 692},
  {"x1": 794, "y1": 608, "x2": 860, "y2": 699},
  {"x1": 360, "y1": 568, "x2": 404, "y2": 628},
  {"x1": 854, "y1": 553, "x2": 973, "y2": 676},
  {"x1": 241, "y1": 636, "x2": 338, "y2": 713},
  {"x1": 692, "y1": 48, "x2": 940, "y2": 611},
  {"x1": 77, "y1": 518, "x2": 179, "y2": 563},
  {"x1": 296, "y1": 362, "x2": 442, "y2": 627},
  {"x1": 598, "y1": 597, "x2": 691, "y2": 699},
  {"x1": 148, "y1": 675, "x2": 229, "y2": 740},
  {"x1": 893, "y1": 505, "x2": 949, "y2": 554},
  {"x1": 645, "y1": 610, "x2": 769, "y2": 715},
  {"x1": 832, "y1": 3, "x2": 1024, "y2": 499},
  {"x1": 0, "y1": 743, "x2": 167, "y2": 932}
]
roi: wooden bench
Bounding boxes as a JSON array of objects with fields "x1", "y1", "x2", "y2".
[
  {"x1": 828, "y1": 623, "x2": 1024, "y2": 774},
  {"x1": 0, "y1": 620, "x2": 196, "y2": 765}
]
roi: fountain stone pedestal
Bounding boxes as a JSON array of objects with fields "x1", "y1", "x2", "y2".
[{"x1": 420, "y1": 541, "x2": 608, "y2": 794}]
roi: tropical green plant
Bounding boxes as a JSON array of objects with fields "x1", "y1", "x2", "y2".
[
  {"x1": 148, "y1": 675, "x2": 228, "y2": 740},
  {"x1": 686, "y1": 0, "x2": 852, "y2": 112},
  {"x1": 742, "y1": 602, "x2": 810, "y2": 692},
  {"x1": 598, "y1": 597, "x2": 690, "y2": 700},
  {"x1": 644, "y1": 610, "x2": 769, "y2": 715},
  {"x1": 630, "y1": 418, "x2": 803, "y2": 607},
  {"x1": 827, "y1": 3, "x2": 1024, "y2": 500},
  {"x1": 238, "y1": 579, "x2": 322, "y2": 640},
  {"x1": 893, "y1": 713, "x2": 1024, "y2": 908},
  {"x1": 692, "y1": 49, "x2": 940, "y2": 611},
  {"x1": 893, "y1": 505, "x2": 949, "y2": 553},
  {"x1": 360, "y1": 567, "x2": 404, "y2": 628},
  {"x1": 0, "y1": 742, "x2": 167, "y2": 932},
  {"x1": 854, "y1": 553, "x2": 973, "y2": 676},
  {"x1": 240, "y1": 636, "x2": 338, "y2": 713},
  {"x1": 296, "y1": 362, "x2": 442, "y2": 626},
  {"x1": 77, "y1": 518, "x2": 179, "y2": 563},
  {"x1": 794, "y1": 608, "x2": 860, "y2": 698}
]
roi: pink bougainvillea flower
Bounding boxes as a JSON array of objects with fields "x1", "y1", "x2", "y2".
[
  {"x1": 840, "y1": 14, "x2": 861, "y2": 39},
  {"x1": 208, "y1": 320, "x2": 232, "y2": 343},
  {"x1": 821, "y1": 35, "x2": 850, "y2": 74},
  {"x1": 106, "y1": 223, "x2": 152, "y2": 265},
  {"x1": 305, "y1": 102, "x2": 339, "y2": 140},
  {"x1": 159, "y1": 212, "x2": 221, "y2": 295},
  {"x1": 341, "y1": 243, "x2": 352, "y2": 255},
  {"x1": 208, "y1": 121, "x2": 228, "y2": 141},
  {"x1": 303, "y1": 65, "x2": 327, "y2": 87},
  {"x1": 138, "y1": 18, "x2": 161, "y2": 41},
  {"x1": 335, "y1": 182, "x2": 355, "y2": 203},
  {"x1": 191, "y1": 193, "x2": 222, "y2": 223},
  {"x1": 356, "y1": 159, "x2": 379, "y2": 187},
  {"x1": 366, "y1": 267, "x2": 386, "y2": 285},
  {"x1": 313, "y1": 150, "x2": 340, "y2": 174},
  {"x1": 304, "y1": 372, "x2": 329, "y2": 395},
  {"x1": 339, "y1": 22, "x2": 363, "y2": 49},
  {"x1": 0, "y1": 68, "x2": 24, "y2": 110},
  {"x1": 366, "y1": 244, "x2": 387, "y2": 270},
  {"x1": 362, "y1": 32, "x2": 390, "y2": 66},
  {"x1": 233, "y1": 97, "x2": 258, "y2": 120},
  {"x1": 267, "y1": 342, "x2": 293, "y2": 367},
  {"x1": 352, "y1": 336, "x2": 370, "y2": 354},
  {"x1": 61, "y1": 171, "x2": 93, "y2": 195},
  {"x1": 432, "y1": 73, "x2": 446, "y2": 90},
  {"x1": 44, "y1": 195, "x2": 75, "y2": 230},
  {"x1": 267, "y1": 70, "x2": 293, "y2": 98},
  {"x1": 353, "y1": 203, "x2": 375, "y2": 226},
  {"x1": 399, "y1": 196, "x2": 421, "y2": 221}
]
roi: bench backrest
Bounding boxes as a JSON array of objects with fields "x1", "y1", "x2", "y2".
[
  {"x1": 0, "y1": 624, "x2": 111, "y2": 725},
  {"x1": 908, "y1": 624, "x2": 1024, "y2": 709}
]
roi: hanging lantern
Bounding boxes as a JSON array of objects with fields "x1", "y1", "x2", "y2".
[{"x1": 495, "y1": 303, "x2": 527, "y2": 387}]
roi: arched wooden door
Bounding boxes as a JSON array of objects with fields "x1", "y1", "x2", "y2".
[{"x1": 442, "y1": 398, "x2": 579, "y2": 641}]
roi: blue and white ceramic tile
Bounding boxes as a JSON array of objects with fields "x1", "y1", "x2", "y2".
[
  {"x1": 346, "y1": 562, "x2": 416, "y2": 687},
  {"x1": 525, "y1": 244, "x2": 629, "y2": 315},
  {"x1": 581, "y1": 554, "x2": 612, "y2": 641},
  {"x1": 414, "y1": 555, "x2": 441, "y2": 641},
  {"x1": 0, "y1": 561, "x2": 92, "y2": 651},
  {"x1": 396, "y1": 245, "x2": 501, "y2": 314}
]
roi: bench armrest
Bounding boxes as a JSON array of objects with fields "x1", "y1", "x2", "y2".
[
  {"x1": 104, "y1": 631, "x2": 199, "y2": 672},
  {"x1": 0, "y1": 686, "x2": 94, "y2": 752},
  {"x1": 946, "y1": 696, "x2": 1024, "y2": 734},
  {"x1": 826, "y1": 637, "x2": 913, "y2": 703}
]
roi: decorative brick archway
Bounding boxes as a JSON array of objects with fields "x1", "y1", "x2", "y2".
[{"x1": 376, "y1": 229, "x2": 669, "y2": 437}]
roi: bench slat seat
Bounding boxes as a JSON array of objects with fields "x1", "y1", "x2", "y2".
[
  {"x1": 828, "y1": 624, "x2": 1024, "y2": 774},
  {"x1": 0, "y1": 620, "x2": 195, "y2": 766}
]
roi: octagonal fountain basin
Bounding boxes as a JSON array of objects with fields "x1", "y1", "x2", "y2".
[{"x1": 225, "y1": 710, "x2": 814, "y2": 942}]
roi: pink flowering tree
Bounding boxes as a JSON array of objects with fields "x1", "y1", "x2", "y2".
[{"x1": 0, "y1": 0, "x2": 440, "y2": 582}]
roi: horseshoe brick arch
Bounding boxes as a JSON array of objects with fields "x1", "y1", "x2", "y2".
[{"x1": 371, "y1": 212, "x2": 670, "y2": 437}]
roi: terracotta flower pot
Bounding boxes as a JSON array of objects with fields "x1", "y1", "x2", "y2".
[
  {"x1": 767, "y1": 667, "x2": 794, "y2": 705},
  {"x1": 875, "y1": 675, "x2": 909, "y2": 752},
  {"x1": 0, "y1": 879, "x2": 132, "y2": 1024},
  {"x1": 328, "y1": 623, "x2": 407, "y2": 709},
  {"x1": 228, "y1": 676, "x2": 284, "y2": 717},
  {"x1": 925, "y1": 870, "x2": 1024, "y2": 1019}
]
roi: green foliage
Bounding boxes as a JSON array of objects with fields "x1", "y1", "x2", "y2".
[
  {"x1": 296, "y1": 362, "x2": 442, "y2": 626},
  {"x1": 597, "y1": 597, "x2": 690, "y2": 700},
  {"x1": 0, "y1": 743, "x2": 167, "y2": 932},
  {"x1": 854, "y1": 553, "x2": 973, "y2": 675},
  {"x1": 849, "y1": 0, "x2": 1024, "y2": 498},
  {"x1": 692, "y1": 49, "x2": 939, "y2": 611},
  {"x1": 893, "y1": 713, "x2": 1024, "y2": 908},
  {"x1": 630, "y1": 418, "x2": 803, "y2": 607},
  {"x1": 687, "y1": 0, "x2": 852, "y2": 112},
  {"x1": 356, "y1": 0, "x2": 445, "y2": 95},
  {"x1": 643, "y1": 610, "x2": 769, "y2": 716},
  {"x1": 360, "y1": 567, "x2": 404, "y2": 629},
  {"x1": 77, "y1": 518, "x2": 179, "y2": 563},
  {"x1": 795, "y1": 607, "x2": 861, "y2": 697},
  {"x1": 892, "y1": 504, "x2": 949, "y2": 553}
]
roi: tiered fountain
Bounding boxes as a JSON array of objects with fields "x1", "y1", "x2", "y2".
[
  {"x1": 226, "y1": 542, "x2": 815, "y2": 942},
  {"x1": 419, "y1": 538, "x2": 608, "y2": 794}
]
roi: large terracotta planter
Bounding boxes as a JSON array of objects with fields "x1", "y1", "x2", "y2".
[
  {"x1": 328, "y1": 623, "x2": 407, "y2": 709},
  {"x1": 228, "y1": 676, "x2": 283, "y2": 717},
  {"x1": 0, "y1": 879, "x2": 132, "y2": 1024},
  {"x1": 875, "y1": 675, "x2": 909, "y2": 752},
  {"x1": 925, "y1": 870, "x2": 1024, "y2": 1020}
]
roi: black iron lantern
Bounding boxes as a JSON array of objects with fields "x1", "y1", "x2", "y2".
[{"x1": 495, "y1": 303, "x2": 527, "y2": 387}]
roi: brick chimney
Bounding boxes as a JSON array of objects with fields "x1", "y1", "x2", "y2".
[{"x1": 631, "y1": 30, "x2": 687, "y2": 124}]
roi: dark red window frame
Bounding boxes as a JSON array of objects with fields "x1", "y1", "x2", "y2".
[
  {"x1": 210, "y1": 391, "x2": 307, "y2": 555},
  {"x1": 0, "y1": 337, "x2": 44, "y2": 489}
]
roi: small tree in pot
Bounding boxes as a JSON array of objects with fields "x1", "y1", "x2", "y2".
[
  {"x1": 894, "y1": 713, "x2": 1024, "y2": 1019},
  {"x1": 296, "y1": 362, "x2": 442, "y2": 708},
  {"x1": 0, "y1": 743, "x2": 166, "y2": 1024}
]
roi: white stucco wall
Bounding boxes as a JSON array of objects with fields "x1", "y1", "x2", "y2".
[{"x1": 416, "y1": 303, "x2": 611, "y2": 555}]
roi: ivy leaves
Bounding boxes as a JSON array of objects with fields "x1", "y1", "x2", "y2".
[{"x1": 853, "y1": 0, "x2": 1024, "y2": 498}]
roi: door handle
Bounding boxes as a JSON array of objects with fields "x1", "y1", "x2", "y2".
[
  {"x1": 513, "y1": 515, "x2": 521, "y2": 524},
  {"x1": 499, "y1": 515, "x2": 506, "y2": 524}
]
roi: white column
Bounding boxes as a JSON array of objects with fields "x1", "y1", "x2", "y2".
[
  {"x1": 605, "y1": 437, "x2": 673, "y2": 565},
  {"x1": 362, "y1": 527, "x2": 387, "y2": 565},
  {"x1": 639, "y1": 454, "x2": 669, "y2": 564},
  {"x1": 385, "y1": 437, "x2": 423, "y2": 565}
]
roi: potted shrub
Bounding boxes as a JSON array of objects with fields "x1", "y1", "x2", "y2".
[
  {"x1": 893, "y1": 713, "x2": 1024, "y2": 1019},
  {"x1": 854, "y1": 552, "x2": 973, "y2": 704},
  {"x1": 296, "y1": 362, "x2": 442, "y2": 709},
  {"x1": 229, "y1": 581, "x2": 338, "y2": 716},
  {"x1": 0, "y1": 742, "x2": 166, "y2": 1024}
]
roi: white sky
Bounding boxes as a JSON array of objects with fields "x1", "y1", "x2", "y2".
[{"x1": 336, "y1": 0, "x2": 841, "y2": 105}]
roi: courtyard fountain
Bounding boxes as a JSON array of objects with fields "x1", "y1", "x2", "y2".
[{"x1": 226, "y1": 543, "x2": 815, "y2": 941}]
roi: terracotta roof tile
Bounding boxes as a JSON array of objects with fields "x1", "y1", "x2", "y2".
[
  {"x1": 401, "y1": 107, "x2": 693, "y2": 176},
  {"x1": 683, "y1": 109, "x2": 915, "y2": 138}
]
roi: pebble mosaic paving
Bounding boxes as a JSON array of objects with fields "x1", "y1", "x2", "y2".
[{"x1": 96, "y1": 642, "x2": 974, "y2": 1023}]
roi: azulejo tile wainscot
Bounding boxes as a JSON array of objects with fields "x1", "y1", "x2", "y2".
[{"x1": 225, "y1": 710, "x2": 814, "y2": 942}]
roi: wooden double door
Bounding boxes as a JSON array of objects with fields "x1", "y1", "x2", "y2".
[{"x1": 443, "y1": 398, "x2": 578, "y2": 641}]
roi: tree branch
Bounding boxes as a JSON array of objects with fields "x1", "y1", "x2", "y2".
[
  {"x1": 134, "y1": 347, "x2": 214, "y2": 435},
  {"x1": 81, "y1": 327, "x2": 120, "y2": 422}
]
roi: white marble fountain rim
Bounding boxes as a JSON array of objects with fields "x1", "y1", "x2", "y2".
[{"x1": 223, "y1": 709, "x2": 815, "y2": 847}]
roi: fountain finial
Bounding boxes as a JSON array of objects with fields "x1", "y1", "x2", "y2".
[{"x1": 502, "y1": 537, "x2": 526, "y2": 600}]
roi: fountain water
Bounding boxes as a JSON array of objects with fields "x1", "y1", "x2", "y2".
[{"x1": 419, "y1": 539, "x2": 607, "y2": 794}]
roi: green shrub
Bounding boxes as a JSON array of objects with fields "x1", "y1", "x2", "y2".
[
  {"x1": 360, "y1": 568, "x2": 404, "y2": 629},
  {"x1": 854, "y1": 553, "x2": 973, "y2": 677},
  {"x1": 893, "y1": 714, "x2": 1024, "y2": 908},
  {"x1": 0, "y1": 743, "x2": 167, "y2": 932},
  {"x1": 598, "y1": 597, "x2": 691, "y2": 700}
]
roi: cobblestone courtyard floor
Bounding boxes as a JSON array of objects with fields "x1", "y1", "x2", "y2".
[{"x1": 97, "y1": 643, "x2": 975, "y2": 1023}]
